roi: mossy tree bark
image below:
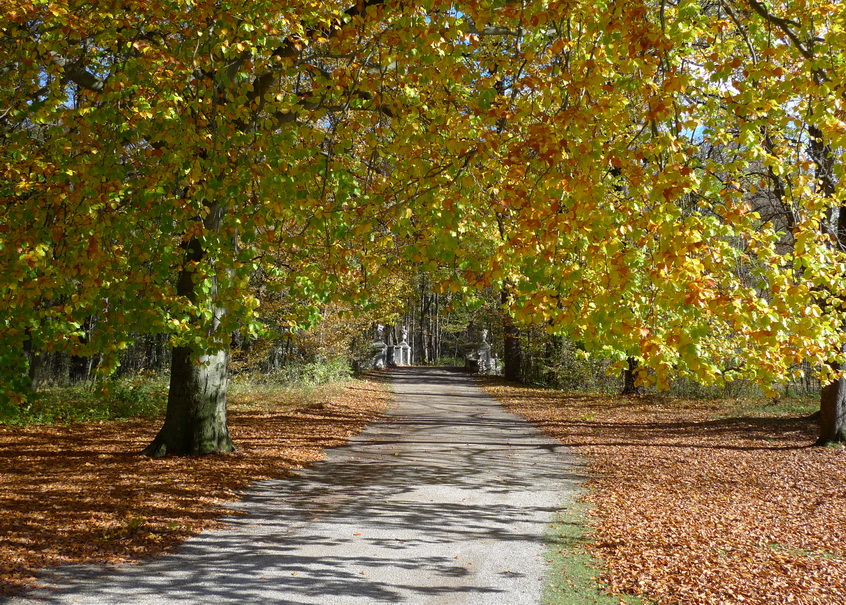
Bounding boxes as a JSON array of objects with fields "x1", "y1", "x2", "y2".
[{"x1": 142, "y1": 344, "x2": 233, "y2": 457}]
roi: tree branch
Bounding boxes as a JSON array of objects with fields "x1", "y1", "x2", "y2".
[
  {"x1": 49, "y1": 52, "x2": 107, "y2": 91},
  {"x1": 744, "y1": 0, "x2": 813, "y2": 60},
  {"x1": 467, "y1": 25, "x2": 522, "y2": 36}
]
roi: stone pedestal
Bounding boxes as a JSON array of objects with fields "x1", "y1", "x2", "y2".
[
  {"x1": 393, "y1": 341, "x2": 412, "y2": 366},
  {"x1": 370, "y1": 341, "x2": 388, "y2": 369},
  {"x1": 368, "y1": 324, "x2": 388, "y2": 369}
]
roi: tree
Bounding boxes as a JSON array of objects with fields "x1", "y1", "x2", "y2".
[
  {"x1": 1, "y1": 0, "x2": 518, "y2": 452},
  {"x1": 699, "y1": 0, "x2": 846, "y2": 443},
  {"x1": 464, "y1": 0, "x2": 846, "y2": 434},
  {"x1": 3, "y1": 0, "x2": 845, "y2": 451}
]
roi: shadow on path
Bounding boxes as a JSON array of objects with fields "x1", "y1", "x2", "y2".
[{"x1": 10, "y1": 367, "x2": 583, "y2": 605}]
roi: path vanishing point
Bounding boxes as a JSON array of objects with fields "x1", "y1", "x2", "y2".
[{"x1": 9, "y1": 367, "x2": 584, "y2": 605}]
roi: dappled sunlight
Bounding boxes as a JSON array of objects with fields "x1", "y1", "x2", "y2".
[{"x1": 11, "y1": 367, "x2": 582, "y2": 605}]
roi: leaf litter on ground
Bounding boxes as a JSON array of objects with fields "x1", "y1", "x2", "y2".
[
  {"x1": 484, "y1": 381, "x2": 846, "y2": 605},
  {"x1": 0, "y1": 376, "x2": 392, "y2": 597}
]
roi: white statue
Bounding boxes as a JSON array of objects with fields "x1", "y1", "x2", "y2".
[
  {"x1": 401, "y1": 326, "x2": 409, "y2": 343},
  {"x1": 481, "y1": 328, "x2": 489, "y2": 343},
  {"x1": 376, "y1": 324, "x2": 385, "y2": 342}
]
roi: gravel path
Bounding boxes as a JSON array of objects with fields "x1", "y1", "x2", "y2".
[{"x1": 9, "y1": 367, "x2": 584, "y2": 604}]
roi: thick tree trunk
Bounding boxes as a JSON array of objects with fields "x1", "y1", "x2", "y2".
[
  {"x1": 143, "y1": 201, "x2": 234, "y2": 457},
  {"x1": 817, "y1": 371, "x2": 846, "y2": 445},
  {"x1": 810, "y1": 124, "x2": 844, "y2": 445},
  {"x1": 141, "y1": 345, "x2": 234, "y2": 457}
]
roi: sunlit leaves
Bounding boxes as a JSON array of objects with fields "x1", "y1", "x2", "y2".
[
  {"x1": 456, "y1": 0, "x2": 846, "y2": 391},
  {"x1": 2, "y1": 0, "x2": 846, "y2": 400}
]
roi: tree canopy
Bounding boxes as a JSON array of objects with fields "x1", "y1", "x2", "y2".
[{"x1": 2, "y1": 0, "x2": 846, "y2": 447}]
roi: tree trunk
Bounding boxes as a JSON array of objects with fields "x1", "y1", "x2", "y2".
[
  {"x1": 810, "y1": 124, "x2": 845, "y2": 445},
  {"x1": 141, "y1": 345, "x2": 234, "y2": 457},
  {"x1": 142, "y1": 201, "x2": 234, "y2": 457},
  {"x1": 501, "y1": 289, "x2": 522, "y2": 383},
  {"x1": 622, "y1": 357, "x2": 643, "y2": 395},
  {"x1": 28, "y1": 352, "x2": 45, "y2": 390},
  {"x1": 433, "y1": 293, "x2": 440, "y2": 362},
  {"x1": 543, "y1": 336, "x2": 560, "y2": 386},
  {"x1": 818, "y1": 358, "x2": 846, "y2": 445}
]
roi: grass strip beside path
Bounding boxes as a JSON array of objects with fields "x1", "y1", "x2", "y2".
[
  {"x1": 484, "y1": 380, "x2": 846, "y2": 605},
  {"x1": 0, "y1": 377, "x2": 392, "y2": 597},
  {"x1": 543, "y1": 498, "x2": 647, "y2": 605}
]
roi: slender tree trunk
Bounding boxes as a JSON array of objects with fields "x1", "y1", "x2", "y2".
[
  {"x1": 501, "y1": 288, "x2": 522, "y2": 383},
  {"x1": 543, "y1": 336, "x2": 559, "y2": 386},
  {"x1": 23, "y1": 327, "x2": 46, "y2": 390},
  {"x1": 622, "y1": 357, "x2": 643, "y2": 395},
  {"x1": 142, "y1": 202, "x2": 234, "y2": 457},
  {"x1": 151, "y1": 333, "x2": 168, "y2": 371},
  {"x1": 433, "y1": 292, "x2": 440, "y2": 362},
  {"x1": 421, "y1": 302, "x2": 429, "y2": 364}
]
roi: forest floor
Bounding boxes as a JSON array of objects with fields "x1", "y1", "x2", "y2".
[
  {"x1": 6, "y1": 367, "x2": 579, "y2": 605},
  {"x1": 4, "y1": 372, "x2": 846, "y2": 604},
  {"x1": 485, "y1": 380, "x2": 846, "y2": 605},
  {"x1": 0, "y1": 375, "x2": 392, "y2": 597}
]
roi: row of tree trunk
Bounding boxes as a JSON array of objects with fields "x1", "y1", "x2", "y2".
[{"x1": 24, "y1": 333, "x2": 170, "y2": 390}]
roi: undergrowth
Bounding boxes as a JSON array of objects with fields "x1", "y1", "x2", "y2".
[
  {"x1": 1, "y1": 359, "x2": 357, "y2": 426},
  {"x1": 1, "y1": 375, "x2": 168, "y2": 425},
  {"x1": 240, "y1": 358, "x2": 353, "y2": 387}
]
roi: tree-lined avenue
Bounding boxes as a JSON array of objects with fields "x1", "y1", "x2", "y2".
[{"x1": 7, "y1": 368, "x2": 582, "y2": 605}]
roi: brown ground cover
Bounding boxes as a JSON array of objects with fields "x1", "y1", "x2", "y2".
[
  {"x1": 0, "y1": 377, "x2": 391, "y2": 597},
  {"x1": 485, "y1": 381, "x2": 846, "y2": 605}
]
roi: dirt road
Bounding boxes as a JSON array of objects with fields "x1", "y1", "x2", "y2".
[{"x1": 9, "y1": 368, "x2": 583, "y2": 604}]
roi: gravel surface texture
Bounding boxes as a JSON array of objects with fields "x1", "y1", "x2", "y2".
[{"x1": 9, "y1": 367, "x2": 583, "y2": 604}]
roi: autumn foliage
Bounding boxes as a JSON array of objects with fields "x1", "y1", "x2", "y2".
[
  {"x1": 3, "y1": 0, "x2": 846, "y2": 406},
  {"x1": 488, "y1": 381, "x2": 846, "y2": 604},
  {"x1": 0, "y1": 378, "x2": 391, "y2": 596}
]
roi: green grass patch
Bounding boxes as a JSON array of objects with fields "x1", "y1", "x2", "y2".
[
  {"x1": 767, "y1": 542, "x2": 845, "y2": 562},
  {"x1": 713, "y1": 395, "x2": 818, "y2": 420},
  {"x1": 543, "y1": 498, "x2": 648, "y2": 605},
  {"x1": 228, "y1": 362, "x2": 356, "y2": 413},
  {"x1": 268, "y1": 358, "x2": 353, "y2": 388},
  {"x1": 228, "y1": 376, "x2": 341, "y2": 412}
]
